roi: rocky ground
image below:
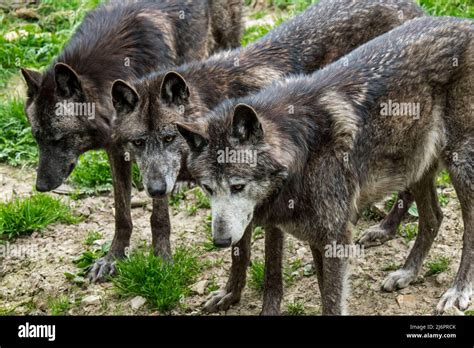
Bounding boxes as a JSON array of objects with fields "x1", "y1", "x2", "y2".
[{"x1": 0, "y1": 163, "x2": 470, "y2": 316}]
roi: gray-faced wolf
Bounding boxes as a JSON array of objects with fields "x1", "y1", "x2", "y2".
[
  {"x1": 111, "y1": 0, "x2": 425, "y2": 314},
  {"x1": 20, "y1": 0, "x2": 243, "y2": 281},
  {"x1": 177, "y1": 17, "x2": 473, "y2": 315}
]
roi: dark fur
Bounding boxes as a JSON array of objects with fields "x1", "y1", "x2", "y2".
[
  {"x1": 112, "y1": 0, "x2": 425, "y2": 314},
  {"x1": 180, "y1": 17, "x2": 473, "y2": 314},
  {"x1": 21, "y1": 0, "x2": 243, "y2": 281}
]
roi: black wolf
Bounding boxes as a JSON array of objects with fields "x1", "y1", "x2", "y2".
[
  {"x1": 177, "y1": 17, "x2": 473, "y2": 314},
  {"x1": 20, "y1": 0, "x2": 243, "y2": 281},
  {"x1": 111, "y1": 0, "x2": 425, "y2": 313}
]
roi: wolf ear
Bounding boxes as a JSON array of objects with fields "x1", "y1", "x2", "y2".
[
  {"x1": 160, "y1": 71, "x2": 190, "y2": 106},
  {"x1": 21, "y1": 68, "x2": 42, "y2": 97},
  {"x1": 54, "y1": 63, "x2": 83, "y2": 98},
  {"x1": 176, "y1": 122, "x2": 208, "y2": 152},
  {"x1": 232, "y1": 103, "x2": 263, "y2": 143},
  {"x1": 111, "y1": 80, "x2": 139, "y2": 117}
]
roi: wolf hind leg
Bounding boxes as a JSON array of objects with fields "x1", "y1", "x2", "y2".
[
  {"x1": 437, "y1": 145, "x2": 473, "y2": 313},
  {"x1": 382, "y1": 166, "x2": 443, "y2": 292},
  {"x1": 357, "y1": 189, "x2": 414, "y2": 248}
]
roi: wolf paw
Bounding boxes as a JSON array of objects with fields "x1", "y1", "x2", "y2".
[
  {"x1": 202, "y1": 289, "x2": 240, "y2": 313},
  {"x1": 356, "y1": 225, "x2": 395, "y2": 248},
  {"x1": 382, "y1": 269, "x2": 416, "y2": 292},
  {"x1": 436, "y1": 285, "x2": 472, "y2": 314},
  {"x1": 87, "y1": 256, "x2": 117, "y2": 283}
]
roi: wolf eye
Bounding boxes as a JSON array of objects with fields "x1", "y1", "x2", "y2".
[
  {"x1": 132, "y1": 139, "x2": 144, "y2": 147},
  {"x1": 231, "y1": 184, "x2": 245, "y2": 194},
  {"x1": 164, "y1": 135, "x2": 175, "y2": 143},
  {"x1": 202, "y1": 184, "x2": 213, "y2": 195}
]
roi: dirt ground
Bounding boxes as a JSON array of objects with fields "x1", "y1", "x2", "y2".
[{"x1": 0, "y1": 163, "x2": 470, "y2": 316}]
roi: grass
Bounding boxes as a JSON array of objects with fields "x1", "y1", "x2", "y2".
[
  {"x1": 382, "y1": 262, "x2": 401, "y2": 272},
  {"x1": 398, "y1": 223, "x2": 418, "y2": 243},
  {"x1": 47, "y1": 295, "x2": 70, "y2": 315},
  {"x1": 249, "y1": 259, "x2": 265, "y2": 293},
  {"x1": 185, "y1": 188, "x2": 210, "y2": 216},
  {"x1": 0, "y1": 98, "x2": 37, "y2": 166},
  {"x1": 112, "y1": 247, "x2": 201, "y2": 312},
  {"x1": 417, "y1": 0, "x2": 474, "y2": 17},
  {"x1": 0, "y1": 0, "x2": 100, "y2": 90},
  {"x1": 83, "y1": 230, "x2": 102, "y2": 246},
  {"x1": 0, "y1": 193, "x2": 81, "y2": 239},
  {"x1": 425, "y1": 256, "x2": 451, "y2": 276},
  {"x1": 69, "y1": 150, "x2": 142, "y2": 194},
  {"x1": 286, "y1": 301, "x2": 305, "y2": 315}
]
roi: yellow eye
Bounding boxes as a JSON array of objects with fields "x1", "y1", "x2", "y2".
[{"x1": 164, "y1": 135, "x2": 174, "y2": 143}]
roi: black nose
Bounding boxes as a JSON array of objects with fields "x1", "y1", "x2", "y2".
[
  {"x1": 147, "y1": 181, "x2": 167, "y2": 197},
  {"x1": 213, "y1": 237, "x2": 232, "y2": 248},
  {"x1": 36, "y1": 182, "x2": 51, "y2": 192}
]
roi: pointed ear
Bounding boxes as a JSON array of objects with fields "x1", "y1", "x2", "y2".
[
  {"x1": 54, "y1": 63, "x2": 83, "y2": 98},
  {"x1": 232, "y1": 103, "x2": 263, "y2": 143},
  {"x1": 111, "y1": 79, "x2": 139, "y2": 117},
  {"x1": 175, "y1": 122, "x2": 208, "y2": 152},
  {"x1": 21, "y1": 68, "x2": 42, "y2": 97},
  {"x1": 160, "y1": 71, "x2": 190, "y2": 106}
]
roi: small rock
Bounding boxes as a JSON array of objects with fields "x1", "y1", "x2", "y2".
[
  {"x1": 296, "y1": 247, "x2": 307, "y2": 259},
  {"x1": 191, "y1": 280, "x2": 208, "y2": 295},
  {"x1": 81, "y1": 295, "x2": 101, "y2": 305},
  {"x1": 130, "y1": 296, "x2": 147, "y2": 310},
  {"x1": 435, "y1": 272, "x2": 449, "y2": 285},
  {"x1": 396, "y1": 294, "x2": 417, "y2": 308},
  {"x1": 303, "y1": 263, "x2": 315, "y2": 277}
]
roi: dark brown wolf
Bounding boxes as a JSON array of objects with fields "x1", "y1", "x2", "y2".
[
  {"x1": 111, "y1": 0, "x2": 425, "y2": 314},
  {"x1": 20, "y1": 0, "x2": 243, "y2": 281},
  {"x1": 177, "y1": 16, "x2": 473, "y2": 314}
]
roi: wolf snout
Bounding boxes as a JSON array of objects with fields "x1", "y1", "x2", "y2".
[
  {"x1": 213, "y1": 237, "x2": 232, "y2": 248},
  {"x1": 147, "y1": 181, "x2": 167, "y2": 198}
]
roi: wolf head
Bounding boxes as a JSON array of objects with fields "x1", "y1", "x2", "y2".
[
  {"x1": 111, "y1": 71, "x2": 205, "y2": 198},
  {"x1": 21, "y1": 63, "x2": 110, "y2": 191},
  {"x1": 177, "y1": 103, "x2": 289, "y2": 247}
]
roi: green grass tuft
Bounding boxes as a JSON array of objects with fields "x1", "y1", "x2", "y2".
[
  {"x1": 425, "y1": 256, "x2": 451, "y2": 276},
  {"x1": 112, "y1": 247, "x2": 201, "y2": 312},
  {"x1": 48, "y1": 295, "x2": 70, "y2": 315},
  {"x1": 286, "y1": 301, "x2": 305, "y2": 315},
  {"x1": 249, "y1": 259, "x2": 265, "y2": 293},
  {"x1": 398, "y1": 223, "x2": 418, "y2": 243},
  {"x1": 0, "y1": 193, "x2": 81, "y2": 239}
]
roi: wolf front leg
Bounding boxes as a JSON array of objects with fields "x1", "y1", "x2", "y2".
[
  {"x1": 203, "y1": 223, "x2": 252, "y2": 313},
  {"x1": 88, "y1": 149, "x2": 133, "y2": 282},
  {"x1": 151, "y1": 197, "x2": 172, "y2": 259},
  {"x1": 261, "y1": 225, "x2": 284, "y2": 315},
  {"x1": 316, "y1": 235, "x2": 351, "y2": 315}
]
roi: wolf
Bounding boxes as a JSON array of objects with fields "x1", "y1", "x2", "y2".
[
  {"x1": 111, "y1": 0, "x2": 426, "y2": 314},
  {"x1": 176, "y1": 17, "x2": 473, "y2": 314},
  {"x1": 20, "y1": 0, "x2": 243, "y2": 281}
]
